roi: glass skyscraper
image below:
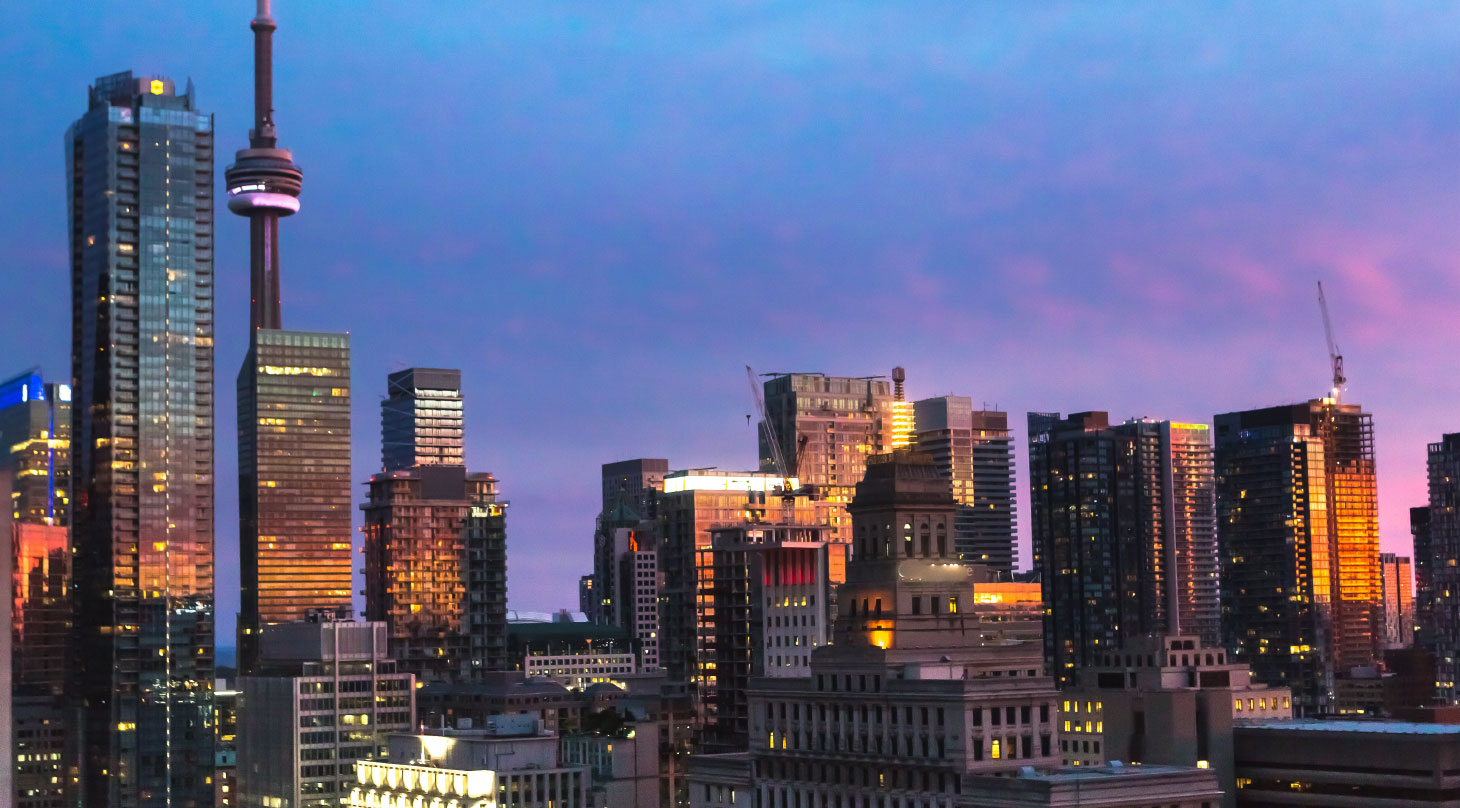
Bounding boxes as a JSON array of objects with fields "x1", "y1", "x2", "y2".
[
  {"x1": 381, "y1": 368, "x2": 463, "y2": 471},
  {"x1": 66, "y1": 71, "x2": 216, "y2": 808},
  {"x1": 1214, "y1": 399, "x2": 1380, "y2": 715},
  {"x1": 912, "y1": 396, "x2": 1017, "y2": 572}
]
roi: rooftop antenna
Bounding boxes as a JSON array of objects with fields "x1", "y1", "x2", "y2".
[{"x1": 1317, "y1": 281, "x2": 1345, "y2": 401}]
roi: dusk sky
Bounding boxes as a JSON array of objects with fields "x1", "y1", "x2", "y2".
[{"x1": 4, "y1": 2, "x2": 1458, "y2": 643}]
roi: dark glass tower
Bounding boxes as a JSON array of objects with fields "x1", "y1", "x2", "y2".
[
  {"x1": 1027, "y1": 412, "x2": 1219, "y2": 687},
  {"x1": 1214, "y1": 399, "x2": 1380, "y2": 715},
  {"x1": 912, "y1": 396, "x2": 1017, "y2": 572},
  {"x1": 229, "y1": 1, "x2": 354, "y2": 672},
  {"x1": 381, "y1": 368, "x2": 463, "y2": 471},
  {"x1": 1425, "y1": 435, "x2": 1460, "y2": 702},
  {"x1": 67, "y1": 71, "x2": 216, "y2": 808}
]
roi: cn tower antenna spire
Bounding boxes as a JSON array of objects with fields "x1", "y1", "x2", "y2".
[{"x1": 228, "y1": 0, "x2": 301, "y2": 331}]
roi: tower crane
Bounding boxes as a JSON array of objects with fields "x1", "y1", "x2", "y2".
[
  {"x1": 1317, "y1": 281, "x2": 1345, "y2": 400},
  {"x1": 746, "y1": 367, "x2": 812, "y2": 522}
]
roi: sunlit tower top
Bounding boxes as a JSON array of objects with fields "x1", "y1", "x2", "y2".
[
  {"x1": 1317, "y1": 280, "x2": 1345, "y2": 401},
  {"x1": 226, "y1": 0, "x2": 303, "y2": 331}
]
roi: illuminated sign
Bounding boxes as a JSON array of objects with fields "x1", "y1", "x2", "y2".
[
  {"x1": 149, "y1": 79, "x2": 165, "y2": 95},
  {"x1": 663, "y1": 473, "x2": 796, "y2": 494}
]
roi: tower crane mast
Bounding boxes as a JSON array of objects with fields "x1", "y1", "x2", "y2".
[{"x1": 1317, "y1": 281, "x2": 1346, "y2": 400}]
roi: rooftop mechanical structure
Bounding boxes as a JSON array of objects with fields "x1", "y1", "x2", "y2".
[{"x1": 225, "y1": 0, "x2": 302, "y2": 331}]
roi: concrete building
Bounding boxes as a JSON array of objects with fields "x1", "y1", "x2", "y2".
[
  {"x1": 738, "y1": 452, "x2": 1063, "y2": 806},
  {"x1": 419, "y1": 673, "x2": 586, "y2": 736},
  {"x1": 687, "y1": 754, "x2": 754, "y2": 808},
  {"x1": 561, "y1": 720, "x2": 661, "y2": 808},
  {"x1": 1029, "y1": 413, "x2": 1219, "y2": 686},
  {"x1": 1059, "y1": 634, "x2": 1291, "y2": 806},
  {"x1": 590, "y1": 501, "x2": 660, "y2": 670},
  {"x1": 695, "y1": 523, "x2": 837, "y2": 752},
  {"x1": 1233, "y1": 719, "x2": 1460, "y2": 806},
  {"x1": 1380, "y1": 553, "x2": 1415, "y2": 648},
  {"x1": 67, "y1": 69, "x2": 217, "y2": 808},
  {"x1": 1216, "y1": 400, "x2": 1381, "y2": 714},
  {"x1": 914, "y1": 396, "x2": 1017, "y2": 572},
  {"x1": 960, "y1": 765, "x2": 1224, "y2": 808},
  {"x1": 238, "y1": 618, "x2": 415, "y2": 808},
  {"x1": 362, "y1": 464, "x2": 509, "y2": 681},
  {"x1": 381, "y1": 367, "x2": 464, "y2": 471},
  {"x1": 1427, "y1": 433, "x2": 1460, "y2": 702},
  {"x1": 347, "y1": 719, "x2": 589, "y2": 808}
]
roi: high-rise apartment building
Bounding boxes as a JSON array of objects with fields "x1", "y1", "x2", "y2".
[
  {"x1": 230, "y1": 3, "x2": 354, "y2": 673},
  {"x1": 67, "y1": 70, "x2": 216, "y2": 808},
  {"x1": 381, "y1": 367, "x2": 463, "y2": 471},
  {"x1": 362, "y1": 464, "x2": 509, "y2": 681},
  {"x1": 0, "y1": 371, "x2": 71, "y2": 526},
  {"x1": 238, "y1": 618, "x2": 415, "y2": 808},
  {"x1": 1425, "y1": 433, "x2": 1460, "y2": 702},
  {"x1": 1379, "y1": 553, "x2": 1414, "y2": 649},
  {"x1": 1214, "y1": 399, "x2": 1380, "y2": 714},
  {"x1": 734, "y1": 452, "x2": 1063, "y2": 806},
  {"x1": 759, "y1": 372, "x2": 897, "y2": 542},
  {"x1": 1028, "y1": 413, "x2": 1219, "y2": 686},
  {"x1": 695, "y1": 523, "x2": 836, "y2": 752},
  {"x1": 913, "y1": 396, "x2": 1016, "y2": 571},
  {"x1": 1413, "y1": 506, "x2": 1434, "y2": 647}
]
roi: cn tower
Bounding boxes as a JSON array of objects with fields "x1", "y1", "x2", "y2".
[
  {"x1": 225, "y1": 0, "x2": 302, "y2": 330},
  {"x1": 231, "y1": 0, "x2": 354, "y2": 675}
]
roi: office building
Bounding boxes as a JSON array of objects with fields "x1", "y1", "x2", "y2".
[
  {"x1": 590, "y1": 504, "x2": 660, "y2": 670},
  {"x1": 1060, "y1": 634, "x2": 1291, "y2": 807},
  {"x1": 362, "y1": 464, "x2": 509, "y2": 681},
  {"x1": 67, "y1": 69, "x2": 216, "y2": 808},
  {"x1": 0, "y1": 371, "x2": 71, "y2": 526},
  {"x1": 237, "y1": 618, "x2": 414, "y2": 808},
  {"x1": 1379, "y1": 553, "x2": 1414, "y2": 649},
  {"x1": 381, "y1": 367, "x2": 463, "y2": 471},
  {"x1": 1, "y1": 370, "x2": 75, "y2": 808},
  {"x1": 695, "y1": 523, "x2": 837, "y2": 752},
  {"x1": 506, "y1": 620, "x2": 638, "y2": 690},
  {"x1": 1427, "y1": 433, "x2": 1460, "y2": 702},
  {"x1": 1028, "y1": 413, "x2": 1219, "y2": 686},
  {"x1": 418, "y1": 673, "x2": 586, "y2": 737},
  {"x1": 346, "y1": 720, "x2": 590, "y2": 808},
  {"x1": 759, "y1": 372, "x2": 898, "y2": 543},
  {"x1": 228, "y1": 1, "x2": 353, "y2": 673},
  {"x1": 236, "y1": 330, "x2": 352, "y2": 671},
  {"x1": 1215, "y1": 400, "x2": 1380, "y2": 713},
  {"x1": 1233, "y1": 719, "x2": 1460, "y2": 806},
  {"x1": 913, "y1": 396, "x2": 1016, "y2": 571},
  {"x1": 736, "y1": 452, "x2": 1063, "y2": 806},
  {"x1": 602, "y1": 458, "x2": 668, "y2": 519},
  {"x1": 214, "y1": 683, "x2": 238, "y2": 808}
]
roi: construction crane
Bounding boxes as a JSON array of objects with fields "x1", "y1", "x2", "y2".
[
  {"x1": 746, "y1": 366, "x2": 812, "y2": 522},
  {"x1": 1317, "y1": 281, "x2": 1345, "y2": 400}
]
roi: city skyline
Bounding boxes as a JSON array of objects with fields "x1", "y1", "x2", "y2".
[{"x1": 5, "y1": 2, "x2": 1458, "y2": 639}]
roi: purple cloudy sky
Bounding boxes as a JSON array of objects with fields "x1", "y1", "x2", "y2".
[{"x1": 4, "y1": 2, "x2": 1458, "y2": 641}]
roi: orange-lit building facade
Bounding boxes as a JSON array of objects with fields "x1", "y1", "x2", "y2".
[
  {"x1": 362, "y1": 465, "x2": 509, "y2": 681},
  {"x1": 237, "y1": 330, "x2": 354, "y2": 672},
  {"x1": 1215, "y1": 399, "x2": 1380, "y2": 715}
]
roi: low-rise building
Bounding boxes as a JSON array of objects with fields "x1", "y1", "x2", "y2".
[
  {"x1": 508, "y1": 621, "x2": 638, "y2": 690},
  {"x1": 1059, "y1": 634, "x2": 1290, "y2": 807},
  {"x1": 561, "y1": 718, "x2": 660, "y2": 807},
  {"x1": 687, "y1": 753, "x2": 754, "y2": 808},
  {"x1": 960, "y1": 764, "x2": 1224, "y2": 808},
  {"x1": 418, "y1": 672, "x2": 585, "y2": 736},
  {"x1": 1233, "y1": 719, "x2": 1460, "y2": 806},
  {"x1": 347, "y1": 718, "x2": 589, "y2": 808}
]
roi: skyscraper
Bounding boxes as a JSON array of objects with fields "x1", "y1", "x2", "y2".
[
  {"x1": 229, "y1": 2, "x2": 354, "y2": 672},
  {"x1": 913, "y1": 396, "x2": 1016, "y2": 571},
  {"x1": 1378, "y1": 553, "x2": 1414, "y2": 649},
  {"x1": 0, "y1": 371, "x2": 75, "y2": 808},
  {"x1": 1028, "y1": 413, "x2": 1219, "y2": 686},
  {"x1": 1425, "y1": 433, "x2": 1460, "y2": 702},
  {"x1": 1412, "y1": 506, "x2": 1433, "y2": 647},
  {"x1": 591, "y1": 501, "x2": 660, "y2": 670},
  {"x1": 1214, "y1": 399, "x2": 1380, "y2": 714},
  {"x1": 67, "y1": 70, "x2": 216, "y2": 808},
  {"x1": 759, "y1": 372, "x2": 897, "y2": 543},
  {"x1": 601, "y1": 458, "x2": 668, "y2": 519},
  {"x1": 381, "y1": 367, "x2": 463, "y2": 471}
]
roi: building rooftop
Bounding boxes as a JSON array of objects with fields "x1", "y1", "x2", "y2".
[
  {"x1": 1238, "y1": 718, "x2": 1460, "y2": 735},
  {"x1": 1023, "y1": 763, "x2": 1206, "y2": 782}
]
